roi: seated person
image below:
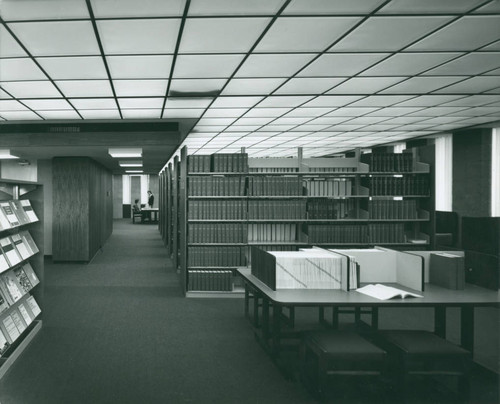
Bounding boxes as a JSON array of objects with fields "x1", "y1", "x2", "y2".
[{"x1": 133, "y1": 199, "x2": 141, "y2": 213}]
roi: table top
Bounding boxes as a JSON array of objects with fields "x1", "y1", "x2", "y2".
[
  {"x1": 237, "y1": 267, "x2": 500, "y2": 307},
  {"x1": 141, "y1": 207, "x2": 159, "y2": 211}
]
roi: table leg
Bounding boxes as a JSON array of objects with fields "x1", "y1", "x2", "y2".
[
  {"x1": 461, "y1": 306, "x2": 474, "y2": 352},
  {"x1": 371, "y1": 307, "x2": 379, "y2": 330},
  {"x1": 262, "y1": 298, "x2": 270, "y2": 343},
  {"x1": 332, "y1": 306, "x2": 339, "y2": 329},
  {"x1": 434, "y1": 306, "x2": 446, "y2": 338},
  {"x1": 253, "y1": 289, "x2": 260, "y2": 328},
  {"x1": 272, "y1": 304, "x2": 283, "y2": 358},
  {"x1": 244, "y1": 284, "x2": 249, "y2": 319}
]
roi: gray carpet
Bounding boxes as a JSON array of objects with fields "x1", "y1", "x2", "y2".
[{"x1": 0, "y1": 219, "x2": 497, "y2": 404}]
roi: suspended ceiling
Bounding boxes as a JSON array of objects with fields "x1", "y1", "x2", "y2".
[{"x1": 0, "y1": 0, "x2": 499, "y2": 171}]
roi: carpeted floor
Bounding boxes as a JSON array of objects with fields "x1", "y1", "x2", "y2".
[{"x1": 0, "y1": 219, "x2": 497, "y2": 404}]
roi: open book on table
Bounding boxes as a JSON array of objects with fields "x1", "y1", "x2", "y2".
[{"x1": 356, "y1": 284, "x2": 423, "y2": 300}]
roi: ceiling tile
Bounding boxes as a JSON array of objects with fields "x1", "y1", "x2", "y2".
[
  {"x1": 189, "y1": 0, "x2": 285, "y2": 15},
  {"x1": 22, "y1": 99, "x2": 73, "y2": 110},
  {"x1": 447, "y1": 106, "x2": 500, "y2": 116},
  {"x1": 107, "y1": 55, "x2": 174, "y2": 79},
  {"x1": 173, "y1": 55, "x2": 244, "y2": 78},
  {"x1": 243, "y1": 107, "x2": 291, "y2": 117},
  {"x1": 233, "y1": 117, "x2": 275, "y2": 125},
  {"x1": 118, "y1": 98, "x2": 164, "y2": 109},
  {"x1": 169, "y1": 79, "x2": 226, "y2": 96},
  {"x1": 407, "y1": 106, "x2": 471, "y2": 116},
  {"x1": 275, "y1": 78, "x2": 346, "y2": 95},
  {"x1": 303, "y1": 95, "x2": 363, "y2": 107},
  {"x1": 8, "y1": 21, "x2": 100, "y2": 56},
  {"x1": 349, "y1": 95, "x2": 415, "y2": 107},
  {"x1": 360, "y1": 52, "x2": 463, "y2": 76},
  {"x1": 165, "y1": 97, "x2": 213, "y2": 108},
  {"x1": 423, "y1": 53, "x2": 500, "y2": 75},
  {"x1": 272, "y1": 116, "x2": 311, "y2": 125},
  {"x1": 0, "y1": 89, "x2": 12, "y2": 99},
  {"x1": 97, "y1": 19, "x2": 181, "y2": 54},
  {"x1": 283, "y1": 0, "x2": 387, "y2": 15},
  {"x1": 56, "y1": 80, "x2": 113, "y2": 97},
  {"x1": 326, "y1": 107, "x2": 379, "y2": 116},
  {"x1": 121, "y1": 109, "x2": 162, "y2": 119},
  {"x1": 440, "y1": 95, "x2": 500, "y2": 107},
  {"x1": 299, "y1": 53, "x2": 390, "y2": 77},
  {"x1": 395, "y1": 94, "x2": 465, "y2": 107},
  {"x1": 380, "y1": 116, "x2": 428, "y2": 125},
  {"x1": 0, "y1": 58, "x2": 46, "y2": 81},
  {"x1": 37, "y1": 110, "x2": 81, "y2": 119},
  {"x1": 211, "y1": 97, "x2": 263, "y2": 108},
  {"x1": 90, "y1": 0, "x2": 185, "y2": 17},
  {"x1": 256, "y1": 95, "x2": 314, "y2": 108},
  {"x1": 364, "y1": 107, "x2": 425, "y2": 116},
  {"x1": 197, "y1": 117, "x2": 236, "y2": 126},
  {"x1": 179, "y1": 18, "x2": 270, "y2": 53},
  {"x1": 434, "y1": 76, "x2": 500, "y2": 93},
  {"x1": 481, "y1": 40, "x2": 500, "y2": 51},
  {"x1": 235, "y1": 53, "x2": 317, "y2": 78},
  {"x1": 0, "y1": 0, "x2": 89, "y2": 20},
  {"x1": 408, "y1": 16, "x2": 500, "y2": 52},
  {"x1": 0, "y1": 26, "x2": 29, "y2": 57},
  {"x1": 378, "y1": 0, "x2": 486, "y2": 14},
  {"x1": 113, "y1": 79, "x2": 168, "y2": 96},
  {"x1": 327, "y1": 77, "x2": 406, "y2": 94},
  {"x1": 221, "y1": 78, "x2": 287, "y2": 95},
  {"x1": 2, "y1": 80, "x2": 61, "y2": 98},
  {"x1": 79, "y1": 109, "x2": 121, "y2": 119},
  {"x1": 330, "y1": 17, "x2": 451, "y2": 51},
  {"x1": 309, "y1": 116, "x2": 352, "y2": 125},
  {"x1": 0, "y1": 99, "x2": 29, "y2": 111},
  {"x1": 0, "y1": 110, "x2": 41, "y2": 120},
  {"x1": 204, "y1": 108, "x2": 248, "y2": 118},
  {"x1": 285, "y1": 107, "x2": 333, "y2": 117},
  {"x1": 255, "y1": 17, "x2": 362, "y2": 52},
  {"x1": 163, "y1": 109, "x2": 205, "y2": 118},
  {"x1": 37, "y1": 56, "x2": 108, "y2": 79},
  {"x1": 381, "y1": 76, "x2": 466, "y2": 94},
  {"x1": 69, "y1": 98, "x2": 117, "y2": 109}
]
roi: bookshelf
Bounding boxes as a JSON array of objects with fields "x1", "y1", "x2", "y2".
[
  {"x1": 160, "y1": 146, "x2": 434, "y2": 297},
  {"x1": 0, "y1": 180, "x2": 43, "y2": 379}
]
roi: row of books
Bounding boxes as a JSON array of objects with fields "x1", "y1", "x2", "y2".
[
  {"x1": 188, "y1": 223, "x2": 247, "y2": 244},
  {"x1": 305, "y1": 178, "x2": 353, "y2": 197},
  {"x1": 188, "y1": 153, "x2": 249, "y2": 173},
  {"x1": 188, "y1": 176, "x2": 246, "y2": 196},
  {"x1": 0, "y1": 295, "x2": 41, "y2": 352},
  {"x1": 307, "y1": 199, "x2": 355, "y2": 220},
  {"x1": 248, "y1": 224, "x2": 297, "y2": 242},
  {"x1": 248, "y1": 200, "x2": 307, "y2": 220},
  {"x1": 188, "y1": 246, "x2": 247, "y2": 267},
  {"x1": 369, "y1": 176, "x2": 429, "y2": 196},
  {"x1": 248, "y1": 177, "x2": 303, "y2": 196},
  {"x1": 188, "y1": 200, "x2": 247, "y2": 220},
  {"x1": 368, "y1": 200, "x2": 419, "y2": 220},
  {"x1": 0, "y1": 263, "x2": 40, "y2": 308},
  {"x1": 0, "y1": 200, "x2": 39, "y2": 231},
  {"x1": 249, "y1": 167, "x2": 299, "y2": 173},
  {"x1": 306, "y1": 224, "x2": 368, "y2": 244},
  {"x1": 361, "y1": 152, "x2": 414, "y2": 172},
  {"x1": 0, "y1": 231, "x2": 39, "y2": 273},
  {"x1": 187, "y1": 270, "x2": 233, "y2": 292},
  {"x1": 307, "y1": 167, "x2": 357, "y2": 173},
  {"x1": 305, "y1": 223, "x2": 408, "y2": 244}
]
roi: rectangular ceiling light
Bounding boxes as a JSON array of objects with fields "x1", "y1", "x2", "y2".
[
  {"x1": 119, "y1": 160, "x2": 143, "y2": 167},
  {"x1": 125, "y1": 170, "x2": 143, "y2": 174},
  {"x1": 0, "y1": 149, "x2": 19, "y2": 159},
  {"x1": 109, "y1": 148, "x2": 142, "y2": 158}
]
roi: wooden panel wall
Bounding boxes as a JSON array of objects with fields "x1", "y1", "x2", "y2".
[{"x1": 53, "y1": 157, "x2": 113, "y2": 262}]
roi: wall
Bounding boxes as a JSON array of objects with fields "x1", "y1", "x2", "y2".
[
  {"x1": 453, "y1": 128, "x2": 492, "y2": 219},
  {"x1": 37, "y1": 159, "x2": 53, "y2": 255},
  {"x1": 112, "y1": 175, "x2": 123, "y2": 219},
  {"x1": 52, "y1": 157, "x2": 113, "y2": 261}
]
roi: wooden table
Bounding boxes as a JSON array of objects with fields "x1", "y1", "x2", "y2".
[
  {"x1": 141, "y1": 208, "x2": 159, "y2": 223},
  {"x1": 237, "y1": 267, "x2": 500, "y2": 358}
]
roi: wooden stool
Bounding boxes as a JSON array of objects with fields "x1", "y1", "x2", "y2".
[
  {"x1": 300, "y1": 330, "x2": 387, "y2": 400},
  {"x1": 375, "y1": 330, "x2": 472, "y2": 402}
]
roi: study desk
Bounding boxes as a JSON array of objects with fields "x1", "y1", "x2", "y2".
[
  {"x1": 141, "y1": 207, "x2": 159, "y2": 223},
  {"x1": 237, "y1": 267, "x2": 500, "y2": 358}
]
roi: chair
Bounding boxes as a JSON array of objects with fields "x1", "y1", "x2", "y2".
[
  {"x1": 374, "y1": 330, "x2": 471, "y2": 402},
  {"x1": 132, "y1": 210, "x2": 143, "y2": 224},
  {"x1": 300, "y1": 330, "x2": 387, "y2": 400}
]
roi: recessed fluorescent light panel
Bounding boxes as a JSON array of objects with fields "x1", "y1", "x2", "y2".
[
  {"x1": 108, "y1": 148, "x2": 142, "y2": 158},
  {"x1": 125, "y1": 170, "x2": 143, "y2": 174},
  {"x1": 119, "y1": 160, "x2": 143, "y2": 167},
  {"x1": 0, "y1": 149, "x2": 19, "y2": 159}
]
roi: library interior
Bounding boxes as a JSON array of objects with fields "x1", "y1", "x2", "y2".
[{"x1": 0, "y1": 1, "x2": 499, "y2": 403}]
